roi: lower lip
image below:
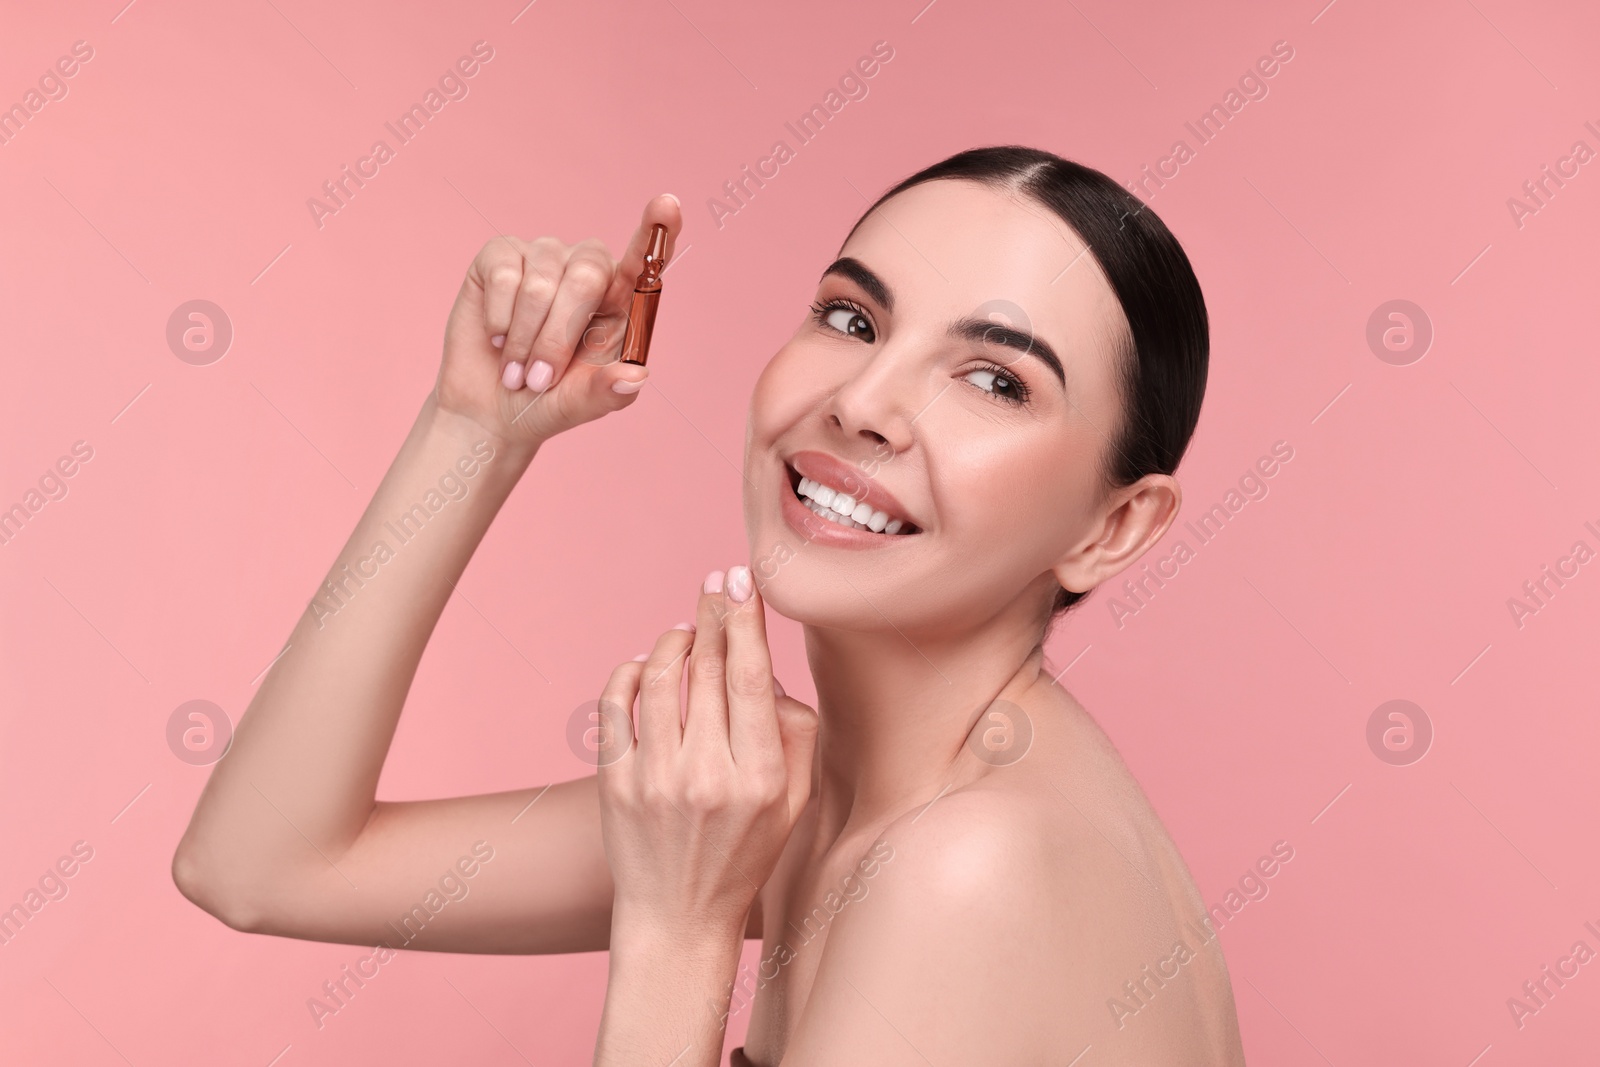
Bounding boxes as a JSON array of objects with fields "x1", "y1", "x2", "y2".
[{"x1": 779, "y1": 471, "x2": 916, "y2": 549}]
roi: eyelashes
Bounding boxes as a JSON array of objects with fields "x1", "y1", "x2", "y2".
[
  {"x1": 807, "y1": 297, "x2": 1032, "y2": 406},
  {"x1": 808, "y1": 297, "x2": 875, "y2": 341},
  {"x1": 965, "y1": 361, "x2": 1031, "y2": 405}
]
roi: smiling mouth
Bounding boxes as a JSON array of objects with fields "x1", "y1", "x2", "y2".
[{"x1": 785, "y1": 464, "x2": 920, "y2": 535}]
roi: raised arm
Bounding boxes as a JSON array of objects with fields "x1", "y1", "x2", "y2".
[{"x1": 172, "y1": 196, "x2": 684, "y2": 954}]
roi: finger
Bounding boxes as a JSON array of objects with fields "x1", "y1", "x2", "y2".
[
  {"x1": 599, "y1": 194, "x2": 684, "y2": 317},
  {"x1": 501, "y1": 237, "x2": 567, "y2": 379},
  {"x1": 775, "y1": 695, "x2": 820, "y2": 824},
  {"x1": 637, "y1": 623, "x2": 695, "y2": 758},
  {"x1": 718, "y1": 564, "x2": 782, "y2": 766},
  {"x1": 570, "y1": 302, "x2": 629, "y2": 368},
  {"x1": 683, "y1": 569, "x2": 732, "y2": 753},
  {"x1": 595, "y1": 659, "x2": 645, "y2": 772},
  {"x1": 501, "y1": 337, "x2": 651, "y2": 440},
  {"x1": 471, "y1": 238, "x2": 525, "y2": 370},
  {"x1": 527, "y1": 239, "x2": 614, "y2": 395}
]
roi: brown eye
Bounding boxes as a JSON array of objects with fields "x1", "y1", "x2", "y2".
[
  {"x1": 825, "y1": 308, "x2": 874, "y2": 340},
  {"x1": 964, "y1": 365, "x2": 1029, "y2": 405},
  {"x1": 810, "y1": 300, "x2": 876, "y2": 343}
]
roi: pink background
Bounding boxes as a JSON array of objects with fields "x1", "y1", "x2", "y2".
[{"x1": 2, "y1": 0, "x2": 1597, "y2": 1062}]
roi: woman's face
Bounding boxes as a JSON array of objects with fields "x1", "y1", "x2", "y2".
[{"x1": 743, "y1": 178, "x2": 1134, "y2": 636}]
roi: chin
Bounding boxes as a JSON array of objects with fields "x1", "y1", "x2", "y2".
[
  {"x1": 744, "y1": 518, "x2": 959, "y2": 637},
  {"x1": 749, "y1": 556, "x2": 898, "y2": 632}
]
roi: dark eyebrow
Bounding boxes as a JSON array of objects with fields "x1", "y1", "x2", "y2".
[
  {"x1": 819, "y1": 257, "x2": 893, "y2": 312},
  {"x1": 819, "y1": 255, "x2": 1065, "y2": 388},
  {"x1": 949, "y1": 316, "x2": 1065, "y2": 387}
]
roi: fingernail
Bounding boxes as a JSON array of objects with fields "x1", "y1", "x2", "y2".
[
  {"x1": 612, "y1": 378, "x2": 645, "y2": 395},
  {"x1": 664, "y1": 193, "x2": 680, "y2": 209},
  {"x1": 491, "y1": 334, "x2": 506, "y2": 349},
  {"x1": 702, "y1": 570, "x2": 725, "y2": 594},
  {"x1": 672, "y1": 621, "x2": 696, "y2": 632},
  {"x1": 631, "y1": 653, "x2": 649, "y2": 662},
  {"x1": 501, "y1": 360, "x2": 525, "y2": 389},
  {"x1": 774, "y1": 678, "x2": 786, "y2": 698},
  {"x1": 726, "y1": 565, "x2": 752, "y2": 603},
  {"x1": 526, "y1": 359, "x2": 554, "y2": 392}
]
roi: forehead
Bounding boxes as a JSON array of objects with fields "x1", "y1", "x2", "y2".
[{"x1": 837, "y1": 178, "x2": 1128, "y2": 367}]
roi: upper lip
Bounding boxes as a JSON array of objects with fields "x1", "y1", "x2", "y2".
[{"x1": 786, "y1": 449, "x2": 919, "y2": 529}]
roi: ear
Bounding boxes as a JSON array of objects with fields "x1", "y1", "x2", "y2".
[{"x1": 1052, "y1": 473, "x2": 1182, "y2": 594}]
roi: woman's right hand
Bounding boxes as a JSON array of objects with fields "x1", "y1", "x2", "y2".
[{"x1": 435, "y1": 194, "x2": 682, "y2": 448}]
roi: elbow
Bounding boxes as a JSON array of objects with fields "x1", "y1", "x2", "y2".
[{"x1": 171, "y1": 837, "x2": 269, "y2": 935}]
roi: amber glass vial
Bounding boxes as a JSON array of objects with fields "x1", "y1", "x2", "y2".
[{"x1": 620, "y1": 224, "x2": 669, "y2": 366}]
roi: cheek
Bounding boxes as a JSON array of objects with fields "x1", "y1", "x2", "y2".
[
  {"x1": 747, "y1": 358, "x2": 787, "y2": 438},
  {"x1": 942, "y1": 430, "x2": 1044, "y2": 521},
  {"x1": 933, "y1": 422, "x2": 1091, "y2": 560},
  {"x1": 745, "y1": 346, "x2": 811, "y2": 516},
  {"x1": 749, "y1": 341, "x2": 827, "y2": 439}
]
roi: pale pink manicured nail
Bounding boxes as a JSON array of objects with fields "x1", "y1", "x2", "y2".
[
  {"x1": 702, "y1": 570, "x2": 725, "y2": 594},
  {"x1": 491, "y1": 334, "x2": 506, "y2": 349},
  {"x1": 672, "y1": 621, "x2": 696, "y2": 632},
  {"x1": 631, "y1": 653, "x2": 649, "y2": 662},
  {"x1": 726, "y1": 565, "x2": 753, "y2": 603},
  {"x1": 774, "y1": 678, "x2": 786, "y2": 698},
  {"x1": 501, "y1": 360, "x2": 525, "y2": 389},
  {"x1": 612, "y1": 378, "x2": 645, "y2": 395},
  {"x1": 663, "y1": 193, "x2": 680, "y2": 209},
  {"x1": 526, "y1": 359, "x2": 554, "y2": 392}
]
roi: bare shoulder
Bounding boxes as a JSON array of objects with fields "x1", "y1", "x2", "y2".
[{"x1": 784, "y1": 681, "x2": 1246, "y2": 1065}]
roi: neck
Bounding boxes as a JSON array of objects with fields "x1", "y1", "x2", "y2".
[{"x1": 801, "y1": 584, "x2": 1055, "y2": 847}]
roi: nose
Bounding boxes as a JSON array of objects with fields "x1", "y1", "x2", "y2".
[{"x1": 824, "y1": 340, "x2": 924, "y2": 456}]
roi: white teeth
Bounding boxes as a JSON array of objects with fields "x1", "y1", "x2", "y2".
[
  {"x1": 805, "y1": 498, "x2": 856, "y2": 527},
  {"x1": 799, "y1": 495, "x2": 913, "y2": 535},
  {"x1": 793, "y1": 469, "x2": 915, "y2": 534},
  {"x1": 802, "y1": 496, "x2": 881, "y2": 533}
]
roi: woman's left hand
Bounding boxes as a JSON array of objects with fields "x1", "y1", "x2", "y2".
[{"x1": 595, "y1": 564, "x2": 819, "y2": 940}]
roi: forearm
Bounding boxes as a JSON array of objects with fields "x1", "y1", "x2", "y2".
[
  {"x1": 595, "y1": 910, "x2": 747, "y2": 1067},
  {"x1": 178, "y1": 390, "x2": 538, "y2": 897}
]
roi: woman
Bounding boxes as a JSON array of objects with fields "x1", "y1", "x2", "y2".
[{"x1": 173, "y1": 145, "x2": 1243, "y2": 1065}]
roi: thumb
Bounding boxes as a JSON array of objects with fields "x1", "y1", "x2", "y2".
[
  {"x1": 594, "y1": 358, "x2": 650, "y2": 411},
  {"x1": 774, "y1": 694, "x2": 819, "y2": 824},
  {"x1": 526, "y1": 358, "x2": 649, "y2": 438}
]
